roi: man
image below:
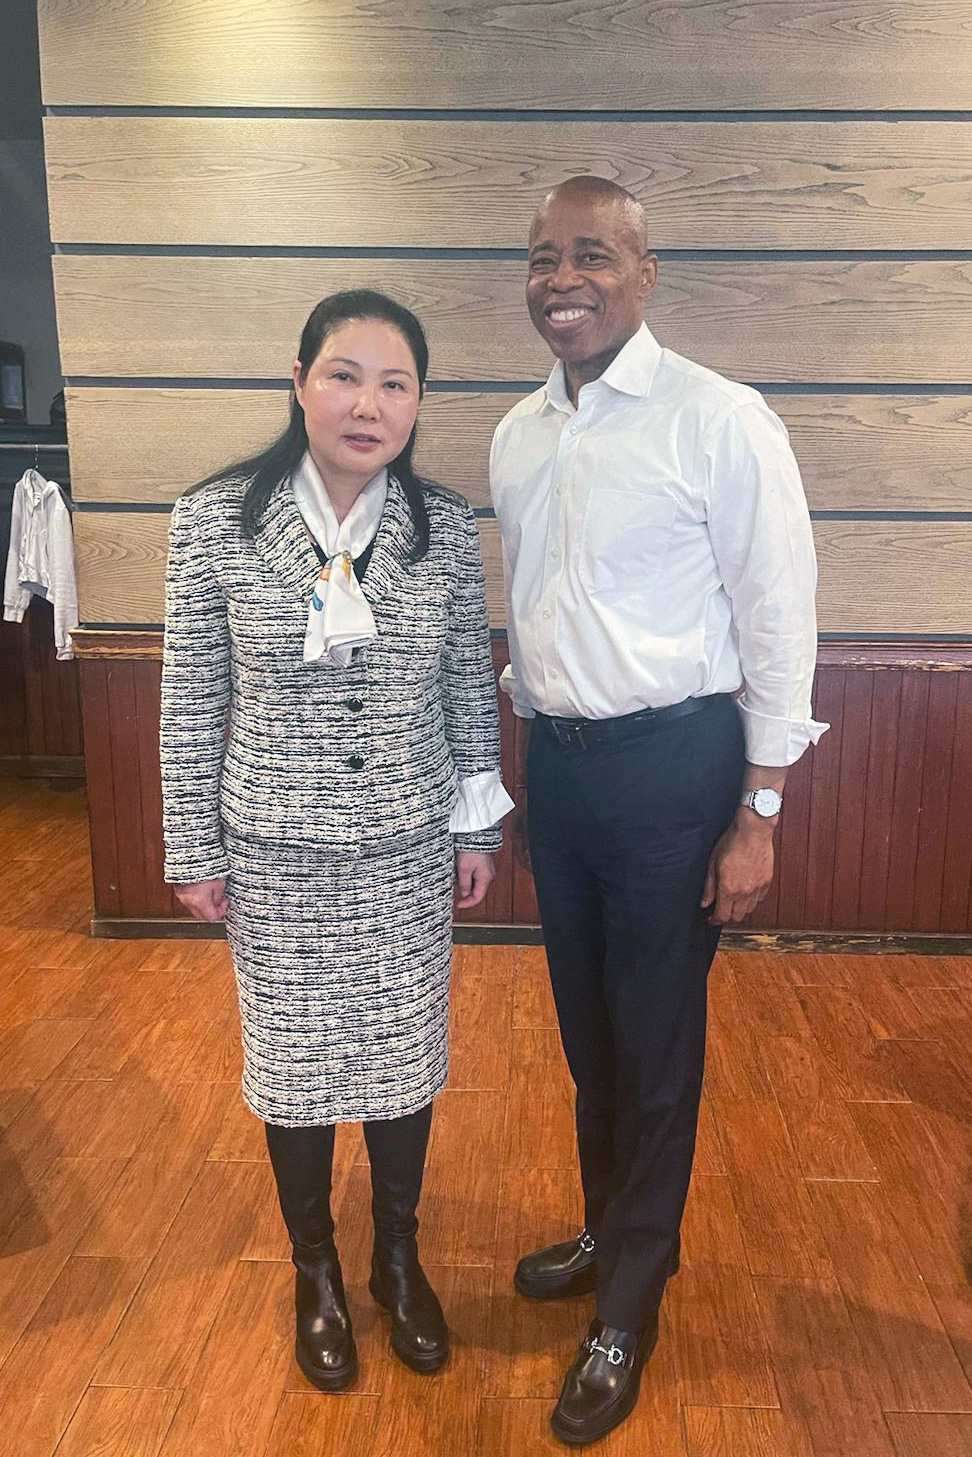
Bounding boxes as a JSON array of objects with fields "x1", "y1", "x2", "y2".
[{"x1": 490, "y1": 176, "x2": 826, "y2": 1446}]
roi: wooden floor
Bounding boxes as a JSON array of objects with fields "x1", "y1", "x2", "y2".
[{"x1": 1, "y1": 780, "x2": 972, "y2": 1456}]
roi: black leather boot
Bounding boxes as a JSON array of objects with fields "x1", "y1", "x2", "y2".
[
  {"x1": 365, "y1": 1104, "x2": 449, "y2": 1374},
  {"x1": 293, "y1": 1239, "x2": 358, "y2": 1391},
  {"x1": 265, "y1": 1121, "x2": 357, "y2": 1392},
  {"x1": 515, "y1": 1229, "x2": 680, "y2": 1300},
  {"x1": 551, "y1": 1317, "x2": 659, "y2": 1446}
]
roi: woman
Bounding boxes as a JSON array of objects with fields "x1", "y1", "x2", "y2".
[{"x1": 160, "y1": 290, "x2": 512, "y2": 1391}]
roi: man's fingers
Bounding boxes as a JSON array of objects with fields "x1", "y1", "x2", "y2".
[{"x1": 701, "y1": 859, "x2": 717, "y2": 909}]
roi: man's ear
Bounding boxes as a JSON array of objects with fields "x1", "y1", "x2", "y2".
[{"x1": 640, "y1": 254, "x2": 659, "y2": 300}]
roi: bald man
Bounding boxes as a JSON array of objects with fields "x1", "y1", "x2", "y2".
[{"x1": 490, "y1": 178, "x2": 826, "y2": 1445}]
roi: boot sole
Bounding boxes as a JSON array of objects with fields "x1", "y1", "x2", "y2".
[
  {"x1": 550, "y1": 1326, "x2": 659, "y2": 1446},
  {"x1": 369, "y1": 1278, "x2": 450, "y2": 1373},
  {"x1": 295, "y1": 1339, "x2": 358, "y2": 1392}
]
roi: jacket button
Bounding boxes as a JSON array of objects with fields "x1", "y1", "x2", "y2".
[
  {"x1": 348, "y1": 755, "x2": 364, "y2": 770},
  {"x1": 346, "y1": 697, "x2": 364, "y2": 712}
]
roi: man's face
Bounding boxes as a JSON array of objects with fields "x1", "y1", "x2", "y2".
[{"x1": 526, "y1": 194, "x2": 656, "y2": 372}]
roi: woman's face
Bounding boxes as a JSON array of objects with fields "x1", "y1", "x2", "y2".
[{"x1": 293, "y1": 318, "x2": 421, "y2": 487}]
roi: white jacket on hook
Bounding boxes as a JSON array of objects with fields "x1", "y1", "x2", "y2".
[{"x1": 3, "y1": 468, "x2": 79, "y2": 660}]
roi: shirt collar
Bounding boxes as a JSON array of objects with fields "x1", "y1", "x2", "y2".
[{"x1": 542, "y1": 323, "x2": 662, "y2": 412}]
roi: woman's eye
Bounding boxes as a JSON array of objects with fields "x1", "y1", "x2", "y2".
[
  {"x1": 332, "y1": 371, "x2": 353, "y2": 382},
  {"x1": 385, "y1": 380, "x2": 405, "y2": 391}
]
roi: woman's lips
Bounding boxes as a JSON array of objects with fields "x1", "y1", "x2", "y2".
[{"x1": 343, "y1": 434, "x2": 381, "y2": 451}]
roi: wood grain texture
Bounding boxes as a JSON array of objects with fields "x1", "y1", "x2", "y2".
[
  {"x1": 70, "y1": 511, "x2": 972, "y2": 635},
  {"x1": 52, "y1": 254, "x2": 972, "y2": 384},
  {"x1": 4, "y1": 780, "x2": 972, "y2": 1454},
  {"x1": 36, "y1": 0, "x2": 972, "y2": 109},
  {"x1": 44, "y1": 117, "x2": 972, "y2": 249},
  {"x1": 64, "y1": 387, "x2": 972, "y2": 513}
]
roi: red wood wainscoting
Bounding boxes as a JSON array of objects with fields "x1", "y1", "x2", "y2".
[
  {"x1": 0, "y1": 598, "x2": 84, "y2": 778},
  {"x1": 73, "y1": 633, "x2": 972, "y2": 944}
]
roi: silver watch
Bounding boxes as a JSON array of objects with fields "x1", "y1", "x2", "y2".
[{"x1": 741, "y1": 787, "x2": 783, "y2": 818}]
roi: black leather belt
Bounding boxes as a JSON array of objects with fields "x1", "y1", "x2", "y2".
[{"x1": 535, "y1": 694, "x2": 724, "y2": 749}]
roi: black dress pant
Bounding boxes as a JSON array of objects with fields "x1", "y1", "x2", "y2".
[{"x1": 528, "y1": 694, "x2": 746, "y2": 1332}]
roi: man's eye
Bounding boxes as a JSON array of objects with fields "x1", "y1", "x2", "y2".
[{"x1": 530, "y1": 257, "x2": 555, "y2": 270}]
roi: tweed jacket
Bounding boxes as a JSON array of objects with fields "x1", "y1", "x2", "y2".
[{"x1": 160, "y1": 470, "x2": 504, "y2": 884}]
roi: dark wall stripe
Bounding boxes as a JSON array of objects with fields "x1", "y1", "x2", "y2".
[
  {"x1": 52, "y1": 244, "x2": 972, "y2": 262},
  {"x1": 64, "y1": 377, "x2": 972, "y2": 395},
  {"x1": 45, "y1": 107, "x2": 972, "y2": 122},
  {"x1": 72, "y1": 503, "x2": 972, "y2": 523}
]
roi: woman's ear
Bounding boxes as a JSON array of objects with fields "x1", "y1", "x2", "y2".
[{"x1": 292, "y1": 360, "x2": 305, "y2": 405}]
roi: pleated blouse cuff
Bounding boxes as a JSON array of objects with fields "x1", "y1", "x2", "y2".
[{"x1": 449, "y1": 769, "x2": 515, "y2": 834}]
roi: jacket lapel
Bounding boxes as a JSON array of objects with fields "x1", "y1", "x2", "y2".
[
  {"x1": 252, "y1": 477, "x2": 322, "y2": 603},
  {"x1": 356, "y1": 473, "x2": 414, "y2": 614},
  {"x1": 252, "y1": 471, "x2": 414, "y2": 609}
]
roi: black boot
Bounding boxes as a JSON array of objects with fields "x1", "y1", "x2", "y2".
[
  {"x1": 265, "y1": 1121, "x2": 357, "y2": 1391},
  {"x1": 364, "y1": 1103, "x2": 449, "y2": 1374}
]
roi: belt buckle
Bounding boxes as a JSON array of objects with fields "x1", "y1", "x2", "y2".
[{"x1": 561, "y1": 720, "x2": 587, "y2": 749}]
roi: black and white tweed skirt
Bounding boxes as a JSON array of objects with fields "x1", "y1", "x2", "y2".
[{"x1": 223, "y1": 827, "x2": 456, "y2": 1125}]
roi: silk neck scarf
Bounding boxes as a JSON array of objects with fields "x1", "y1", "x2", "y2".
[{"x1": 291, "y1": 451, "x2": 387, "y2": 667}]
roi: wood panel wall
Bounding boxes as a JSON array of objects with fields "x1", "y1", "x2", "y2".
[
  {"x1": 35, "y1": 0, "x2": 972, "y2": 935},
  {"x1": 76, "y1": 634, "x2": 972, "y2": 939},
  {"x1": 0, "y1": 601, "x2": 83, "y2": 778}
]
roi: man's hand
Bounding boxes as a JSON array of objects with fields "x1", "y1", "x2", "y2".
[
  {"x1": 455, "y1": 851, "x2": 496, "y2": 909},
  {"x1": 701, "y1": 814, "x2": 775, "y2": 924},
  {"x1": 175, "y1": 877, "x2": 229, "y2": 922}
]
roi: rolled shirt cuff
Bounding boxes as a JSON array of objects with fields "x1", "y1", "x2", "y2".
[
  {"x1": 498, "y1": 664, "x2": 536, "y2": 719},
  {"x1": 449, "y1": 768, "x2": 515, "y2": 833},
  {"x1": 737, "y1": 699, "x2": 830, "y2": 767}
]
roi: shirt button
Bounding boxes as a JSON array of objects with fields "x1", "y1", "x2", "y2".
[
  {"x1": 550, "y1": 549, "x2": 560, "y2": 561},
  {"x1": 542, "y1": 608, "x2": 552, "y2": 619},
  {"x1": 346, "y1": 697, "x2": 363, "y2": 712},
  {"x1": 348, "y1": 755, "x2": 364, "y2": 770},
  {"x1": 555, "y1": 486, "x2": 564, "y2": 497},
  {"x1": 550, "y1": 669, "x2": 560, "y2": 679}
]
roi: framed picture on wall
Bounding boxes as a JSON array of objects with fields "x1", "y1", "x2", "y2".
[{"x1": 0, "y1": 342, "x2": 27, "y2": 421}]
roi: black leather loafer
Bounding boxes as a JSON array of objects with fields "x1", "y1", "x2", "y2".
[
  {"x1": 514, "y1": 1228, "x2": 598, "y2": 1300},
  {"x1": 515, "y1": 1230, "x2": 680, "y2": 1300},
  {"x1": 550, "y1": 1318, "x2": 658, "y2": 1446}
]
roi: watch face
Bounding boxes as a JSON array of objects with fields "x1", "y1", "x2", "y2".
[{"x1": 752, "y1": 788, "x2": 782, "y2": 816}]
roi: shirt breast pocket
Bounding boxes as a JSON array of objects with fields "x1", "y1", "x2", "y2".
[{"x1": 578, "y1": 490, "x2": 678, "y2": 597}]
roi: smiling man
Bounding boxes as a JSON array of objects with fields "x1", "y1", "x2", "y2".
[{"x1": 490, "y1": 176, "x2": 827, "y2": 1446}]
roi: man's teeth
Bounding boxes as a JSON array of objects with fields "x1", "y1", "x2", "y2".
[{"x1": 550, "y1": 308, "x2": 589, "y2": 322}]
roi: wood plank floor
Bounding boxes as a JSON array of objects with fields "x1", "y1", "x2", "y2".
[{"x1": 1, "y1": 777, "x2": 972, "y2": 1456}]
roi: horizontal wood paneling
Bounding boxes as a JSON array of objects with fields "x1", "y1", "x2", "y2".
[
  {"x1": 76, "y1": 640, "x2": 972, "y2": 933},
  {"x1": 43, "y1": 117, "x2": 972, "y2": 250},
  {"x1": 36, "y1": 0, "x2": 972, "y2": 109},
  {"x1": 52, "y1": 255, "x2": 972, "y2": 384},
  {"x1": 72, "y1": 512, "x2": 972, "y2": 634},
  {"x1": 65, "y1": 387, "x2": 972, "y2": 512},
  {"x1": 72, "y1": 513, "x2": 507, "y2": 628}
]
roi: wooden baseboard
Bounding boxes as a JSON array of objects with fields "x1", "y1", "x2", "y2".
[
  {"x1": 89, "y1": 916, "x2": 972, "y2": 955},
  {"x1": 0, "y1": 755, "x2": 86, "y2": 779}
]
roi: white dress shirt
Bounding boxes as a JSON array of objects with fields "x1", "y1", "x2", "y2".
[{"x1": 490, "y1": 324, "x2": 828, "y2": 767}]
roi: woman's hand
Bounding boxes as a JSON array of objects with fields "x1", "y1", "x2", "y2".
[
  {"x1": 454, "y1": 852, "x2": 496, "y2": 909},
  {"x1": 174, "y1": 877, "x2": 229, "y2": 922}
]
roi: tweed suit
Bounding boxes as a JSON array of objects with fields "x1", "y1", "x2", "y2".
[{"x1": 160, "y1": 471, "x2": 504, "y2": 1124}]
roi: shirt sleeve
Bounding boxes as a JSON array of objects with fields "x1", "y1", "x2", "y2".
[
  {"x1": 160, "y1": 494, "x2": 232, "y2": 882},
  {"x1": 440, "y1": 503, "x2": 511, "y2": 853},
  {"x1": 703, "y1": 402, "x2": 829, "y2": 767}
]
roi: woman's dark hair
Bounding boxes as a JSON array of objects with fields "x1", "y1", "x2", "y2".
[{"x1": 196, "y1": 289, "x2": 434, "y2": 559}]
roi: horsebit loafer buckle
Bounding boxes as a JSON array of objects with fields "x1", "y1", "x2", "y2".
[
  {"x1": 585, "y1": 1335, "x2": 627, "y2": 1366},
  {"x1": 578, "y1": 1230, "x2": 596, "y2": 1254}
]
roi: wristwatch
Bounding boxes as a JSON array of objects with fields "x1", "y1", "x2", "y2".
[{"x1": 741, "y1": 787, "x2": 783, "y2": 818}]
